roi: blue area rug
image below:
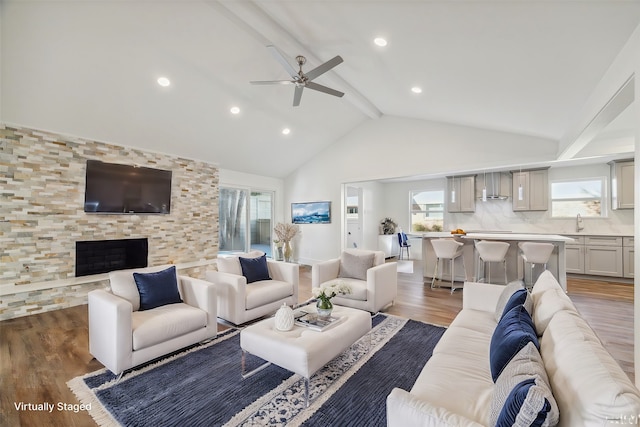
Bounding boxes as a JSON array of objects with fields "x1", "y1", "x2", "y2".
[{"x1": 68, "y1": 314, "x2": 445, "y2": 426}]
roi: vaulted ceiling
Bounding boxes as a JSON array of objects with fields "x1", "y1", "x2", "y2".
[{"x1": 2, "y1": 1, "x2": 639, "y2": 178}]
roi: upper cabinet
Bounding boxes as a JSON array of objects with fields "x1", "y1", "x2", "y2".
[
  {"x1": 447, "y1": 175, "x2": 476, "y2": 212},
  {"x1": 610, "y1": 159, "x2": 634, "y2": 210},
  {"x1": 511, "y1": 168, "x2": 549, "y2": 211}
]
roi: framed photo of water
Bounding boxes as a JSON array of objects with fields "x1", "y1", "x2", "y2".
[{"x1": 291, "y1": 201, "x2": 331, "y2": 224}]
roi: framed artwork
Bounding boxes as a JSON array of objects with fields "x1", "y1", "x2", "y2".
[{"x1": 291, "y1": 201, "x2": 331, "y2": 224}]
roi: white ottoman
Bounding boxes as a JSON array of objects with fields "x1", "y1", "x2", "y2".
[{"x1": 240, "y1": 304, "x2": 372, "y2": 406}]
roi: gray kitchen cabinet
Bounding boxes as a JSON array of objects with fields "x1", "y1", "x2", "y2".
[
  {"x1": 623, "y1": 236, "x2": 634, "y2": 278},
  {"x1": 585, "y1": 245, "x2": 623, "y2": 277},
  {"x1": 610, "y1": 159, "x2": 635, "y2": 210},
  {"x1": 447, "y1": 175, "x2": 476, "y2": 213},
  {"x1": 565, "y1": 236, "x2": 585, "y2": 274},
  {"x1": 564, "y1": 235, "x2": 630, "y2": 278},
  {"x1": 511, "y1": 168, "x2": 548, "y2": 211}
]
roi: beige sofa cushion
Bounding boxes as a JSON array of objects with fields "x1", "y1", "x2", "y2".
[
  {"x1": 338, "y1": 251, "x2": 375, "y2": 280},
  {"x1": 530, "y1": 270, "x2": 561, "y2": 297},
  {"x1": 321, "y1": 277, "x2": 368, "y2": 301},
  {"x1": 411, "y1": 309, "x2": 496, "y2": 425},
  {"x1": 541, "y1": 310, "x2": 640, "y2": 426},
  {"x1": 245, "y1": 280, "x2": 294, "y2": 310},
  {"x1": 132, "y1": 303, "x2": 207, "y2": 351},
  {"x1": 532, "y1": 287, "x2": 578, "y2": 335}
]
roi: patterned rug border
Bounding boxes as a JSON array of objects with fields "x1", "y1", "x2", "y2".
[
  {"x1": 67, "y1": 328, "x2": 240, "y2": 427},
  {"x1": 68, "y1": 314, "x2": 443, "y2": 427},
  {"x1": 285, "y1": 315, "x2": 408, "y2": 427}
]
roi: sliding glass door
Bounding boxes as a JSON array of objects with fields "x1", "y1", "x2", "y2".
[{"x1": 219, "y1": 187, "x2": 273, "y2": 257}]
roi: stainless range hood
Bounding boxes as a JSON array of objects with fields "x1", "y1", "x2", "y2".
[{"x1": 477, "y1": 172, "x2": 510, "y2": 200}]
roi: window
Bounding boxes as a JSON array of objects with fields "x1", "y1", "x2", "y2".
[
  {"x1": 550, "y1": 178, "x2": 606, "y2": 218},
  {"x1": 219, "y1": 187, "x2": 274, "y2": 256},
  {"x1": 410, "y1": 190, "x2": 444, "y2": 231}
]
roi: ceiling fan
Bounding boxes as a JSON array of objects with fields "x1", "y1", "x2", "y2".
[{"x1": 250, "y1": 45, "x2": 344, "y2": 106}]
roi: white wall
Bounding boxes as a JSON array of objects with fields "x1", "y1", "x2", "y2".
[{"x1": 285, "y1": 116, "x2": 558, "y2": 264}]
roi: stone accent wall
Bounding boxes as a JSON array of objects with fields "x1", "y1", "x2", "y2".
[{"x1": 0, "y1": 124, "x2": 219, "y2": 320}]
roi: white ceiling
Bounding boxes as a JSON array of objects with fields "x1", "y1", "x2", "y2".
[{"x1": 2, "y1": 1, "x2": 639, "y2": 178}]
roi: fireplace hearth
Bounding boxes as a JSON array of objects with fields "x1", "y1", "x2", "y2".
[{"x1": 75, "y1": 238, "x2": 148, "y2": 277}]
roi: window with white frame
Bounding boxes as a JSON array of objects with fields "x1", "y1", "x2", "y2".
[
  {"x1": 550, "y1": 178, "x2": 606, "y2": 218},
  {"x1": 410, "y1": 190, "x2": 444, "y2": 231}
]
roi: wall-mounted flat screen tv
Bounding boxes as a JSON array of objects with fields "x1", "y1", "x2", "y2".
[{"x1": 84, "y1": 160, "x2": 172, "y2": 214}]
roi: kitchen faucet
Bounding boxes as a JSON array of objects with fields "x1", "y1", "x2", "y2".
[{"x1": 576, "y1": 213, "x2": 584, "y2": 232}]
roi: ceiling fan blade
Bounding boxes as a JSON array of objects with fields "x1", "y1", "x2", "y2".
[
  {"x1": 306, "y1": 81, "x2": 344, "y2": 98},
  {"x1": 267, "y1": 45, "x2": 299, "y2": 80},
  {"x1": 293, "y1": 86, "x2": 304, "y2": 106},
  {"x1": 250, "y1": 80, "x2": 295, "y2": 85},
  {"x1": 304, "y1": 56, "x2": 344, "y2": 81}
]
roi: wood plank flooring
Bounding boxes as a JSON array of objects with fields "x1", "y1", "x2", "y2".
[{"x1": 0, "y1": 261, "x2": 634, "y2": 427}]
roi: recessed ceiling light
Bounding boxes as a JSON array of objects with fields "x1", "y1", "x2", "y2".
[
  {"x1": 157, "y1": 77, "x2": 171, "y2": 87},
  {"x1": 282, "y1": 128, "x2": 291, "y2": 135},
  {"x1": 411, "y1": 86, "x2": 423, "y2": 94},
  {"x1": 230, "y1": 106, "x2": 240, "y2": 114},
  {"x1": 374, "y1": 37, "x2": 388, "y2": 47}
]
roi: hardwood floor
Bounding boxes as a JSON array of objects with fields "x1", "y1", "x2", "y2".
[{"x1": 0, "y1": 261, "x2": 634, "y2": 427}]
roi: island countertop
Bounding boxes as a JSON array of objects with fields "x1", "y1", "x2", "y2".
[
  {"x1": 410, "y1": 232, "x2": 575, "y2": 242},
  {"x1": 462, "y1": 233, "x2": 574, "y2": 243},
  {"x1": 417, "y1": 232, "x2": 573, "y2": 291}
]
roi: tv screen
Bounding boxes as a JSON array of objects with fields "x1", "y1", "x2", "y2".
[{"x1": 84, "y1": 160, "x2": 172, "y2": 214}]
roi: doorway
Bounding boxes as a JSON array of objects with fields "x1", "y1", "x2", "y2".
[{"x1": 345, "y1": 186, "x2": 363, "y2": 249}]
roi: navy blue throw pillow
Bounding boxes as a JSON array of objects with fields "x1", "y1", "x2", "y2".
[
  {"x1": 501, "y1": 289, "x2": 528, "y2": 319},
  {"x1": 133, "y1": 266, "x2": 182, "y2": 311},
  {"x1": 490, "y1": 304, "x2": 539, "y2": 382},
  {"x1": 495, "y1": 379, "x2": 552, "y2": 427},
  {"x1": 239, "y1": 254, "x2": 271, "y2": 284}
]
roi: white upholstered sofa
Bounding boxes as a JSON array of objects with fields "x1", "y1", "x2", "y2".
[
  {"x1": 88, "y1": 265, "x2": 217, "y2": 375},
  {"x1": 387, "y1": 270, "x2": 640, "y2": 426},
  {"x1": 312, "y1": 249, "x2": 397, "y2": 313},
  {"x1": 205, "y1": 251, "x2": 299, "y2": 325}
]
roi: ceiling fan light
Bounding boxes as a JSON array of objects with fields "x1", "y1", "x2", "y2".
[
  {"x1": 282, "y1": 128, "x2": 291, "y2": 135},
  {"x1": 157, "y1": 77, "x2": 170, "y2": 87},
  {"x1": 230, "y1": 106, "x2": 240, "y2": 115},
  {"x1": 374, "y1": 37, "x2": 387, "y2": 47},
  {"x1": 411, "y1": 86, "x2": 422, "y2": 94}
]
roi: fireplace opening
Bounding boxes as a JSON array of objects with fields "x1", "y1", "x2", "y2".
[{"x1": 75, "y1": 238, "x2": 148, "y2": 277}]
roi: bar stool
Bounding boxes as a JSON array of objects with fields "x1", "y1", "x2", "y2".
[
  {"x1": 397, "y1": 232, "x2": 411, "y2": 259},
  {"x1": 475, "y1": 240, "x2": 509, "y2": 284},
  {"x1": 431, "y1": 239, "x2": 466, "y2": 294},
  {"x1": 518, "y1": 242, "x2": 554, "y2": 289}
]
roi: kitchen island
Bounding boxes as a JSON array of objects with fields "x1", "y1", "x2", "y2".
[{"x1": 419, "y1": 232, "x2": 574, "y2": 291}]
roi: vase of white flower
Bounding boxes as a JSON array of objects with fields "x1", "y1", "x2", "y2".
[
  {"x1": 311, "y1": 282, "x2": 352, "y2": 319},
  {"x1": 316, "y1": 297, "x2": 333, "y2": 318}
]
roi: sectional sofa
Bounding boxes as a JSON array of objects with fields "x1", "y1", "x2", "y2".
[{"x1": 387, "y1": 271, "x2": 640, "y2": 426}]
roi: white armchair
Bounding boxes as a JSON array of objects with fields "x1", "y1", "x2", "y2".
[
  {"x1": 88, "y1": 265, "x2": 217, "y2": 375},
  {"x1": 205, "y1": 252, "x2": 299, "y2": 325},
  {"x1": 312, "y1": 249, "x2": 397, "y2": 313}
]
